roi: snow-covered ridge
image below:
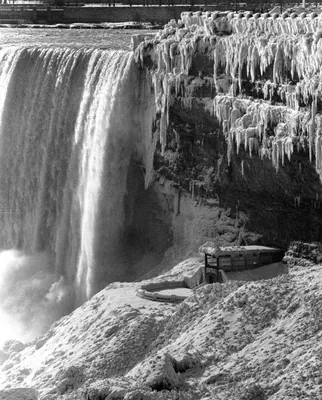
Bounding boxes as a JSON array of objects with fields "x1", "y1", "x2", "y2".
[
  {"x1": 134, "y1": 11, "x2": 322, "y2": 178},
  {"x1": 2, "y1": 255, "x2": 322, "y2": 399}
]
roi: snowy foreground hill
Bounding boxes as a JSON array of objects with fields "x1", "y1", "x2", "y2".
[{"x1": 0, "y1": 255, "x2": 322, "y2": 400}]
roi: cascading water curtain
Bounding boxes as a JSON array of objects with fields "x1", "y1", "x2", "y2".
[{"x1": 0, "y1": 46, "x2": 138, "y2": 306}]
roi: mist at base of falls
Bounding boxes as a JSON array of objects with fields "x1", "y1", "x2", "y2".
[
  {"x1": 0, "y1": 44, "x2": 171, "y2": 344},
  {"x1": 0, "y1": 250, "x2": 74, "y2": 344}
]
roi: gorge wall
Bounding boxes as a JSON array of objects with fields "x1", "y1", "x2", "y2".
[{"x1": 134, "y1": 10, "x2": 322, "y2": 255}]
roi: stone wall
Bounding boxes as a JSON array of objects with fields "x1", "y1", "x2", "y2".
[
  {"x1": 62, "y1": 6, "x2": 183, "y2": 23},
  {"x1": 0, "y1": 6, "x2": 36, "y2": 22}
]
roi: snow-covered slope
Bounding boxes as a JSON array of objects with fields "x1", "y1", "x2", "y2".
[{"x1": 1, "y1": 255, "x2": 321, "y2": 400}]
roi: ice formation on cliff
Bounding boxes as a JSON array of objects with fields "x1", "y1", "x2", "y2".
[
  {"x1": 135, "y1": 11, "x2": 322, "y2": 177},
  {"x1": 214, "y1": 95, "x2": 304, "y2": 170}
]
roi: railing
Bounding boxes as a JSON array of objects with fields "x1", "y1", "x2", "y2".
[
  {"x1": 0, "y1": 1, "x2": 277, "y2": 8},
  {"x1": 51, "y1": 0, "x2": 321, "y2": 10},
  {"x1": 0, "y1": 0, "x2": 320, "y2": 7},
  {"x1": 0, "y1": 0, "x2": 318, "y2": 10}
]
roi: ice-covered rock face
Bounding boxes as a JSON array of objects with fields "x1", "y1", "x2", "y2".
[{"x1": 135, "y1": 11, "x2": 322, "y2": 179}]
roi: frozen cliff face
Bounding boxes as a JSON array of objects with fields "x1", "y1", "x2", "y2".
[{"x1": 134, "y1": 11, "x2": 322, "y2": 247}]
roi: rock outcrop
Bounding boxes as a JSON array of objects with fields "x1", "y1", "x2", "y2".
[{"x1": 134, "y1": 11, "x2": 322, "y2": 252}]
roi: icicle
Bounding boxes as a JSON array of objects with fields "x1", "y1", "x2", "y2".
[
  {"x1": 249, "y1": 137, "x2": 259, "y2": 157},
  {"x1": 238, "y1": 42, "x2": 248, "y2": 90},
  {"x1": 309, "y1": 96, "x2": 317, "y2": 162},
  {"x1": 316, "y1": 135, "x2": 321, "y2": 171},
  {"x1": 231, "y1": 106, "x2": 242, "y2": 127},
  {"x1": 294, "y1": 196, "x2": 301, "y2": 207},
  {"x1": 241, "y1": 159, "x2": 245, "y2": 176},
  {"x1": 281, "y1": 140, "x2": 285, "y2": 166},
  {"x1": 285, "y1": 136, "x2": 294, "y2": 161},
  {"x1": 272, "y1": 141, "x2": 277, "y2": 169},
  {"x1": 273, "y1": 42, "x2": 284, "y2": 84}
]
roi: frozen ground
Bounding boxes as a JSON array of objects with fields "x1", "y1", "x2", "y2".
[{"x1": 0, "y1": 256, "x2": 321, "y2": 399}]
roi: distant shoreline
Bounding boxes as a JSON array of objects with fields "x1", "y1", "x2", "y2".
[{"x1": 1, "y1": 4, "x2": 243, "y2": 26}]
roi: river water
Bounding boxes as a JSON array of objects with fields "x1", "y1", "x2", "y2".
[{"x1": 0, "y1": 27, "x2": 151, "y2": 47}]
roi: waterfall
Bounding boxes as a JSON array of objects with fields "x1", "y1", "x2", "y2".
[{"x1": 0, "y1": 46, "x2": 143, "y2": 309}]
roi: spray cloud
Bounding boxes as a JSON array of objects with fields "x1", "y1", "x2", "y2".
[{"x1": 0, "y1": 250, "x2": 74, "y2": 345}]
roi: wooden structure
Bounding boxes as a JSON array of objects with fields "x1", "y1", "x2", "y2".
[{"x1": 199, "y1": 242, "x2": 284, "y2": 284}]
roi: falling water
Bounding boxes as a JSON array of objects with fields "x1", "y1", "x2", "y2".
[{"x1": 0, "y1": 44, "x2": 145, "y2": 316}]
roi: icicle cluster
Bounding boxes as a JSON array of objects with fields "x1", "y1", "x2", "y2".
[
  {"x1": 215, "y1": 95, "x2": 303, "y2": 169},
  {"x1": 214, "y1": 94, "x2": 322, "y2": 176},
  {"x1": 214, "y1": 32, "x2": 322, "y2": 98},
  {"x1": 180, "y1": 10, "x2": 322, "y2": 36},
  {"x1": 229, "y1": 12, "x2": 322, "y2": 35},
  {"x1": 135, "y1": 18, "x2": 214, "y2": 153},
  {"x1": 134, "y1": 11, "x2": 322, "y2": 176}
]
